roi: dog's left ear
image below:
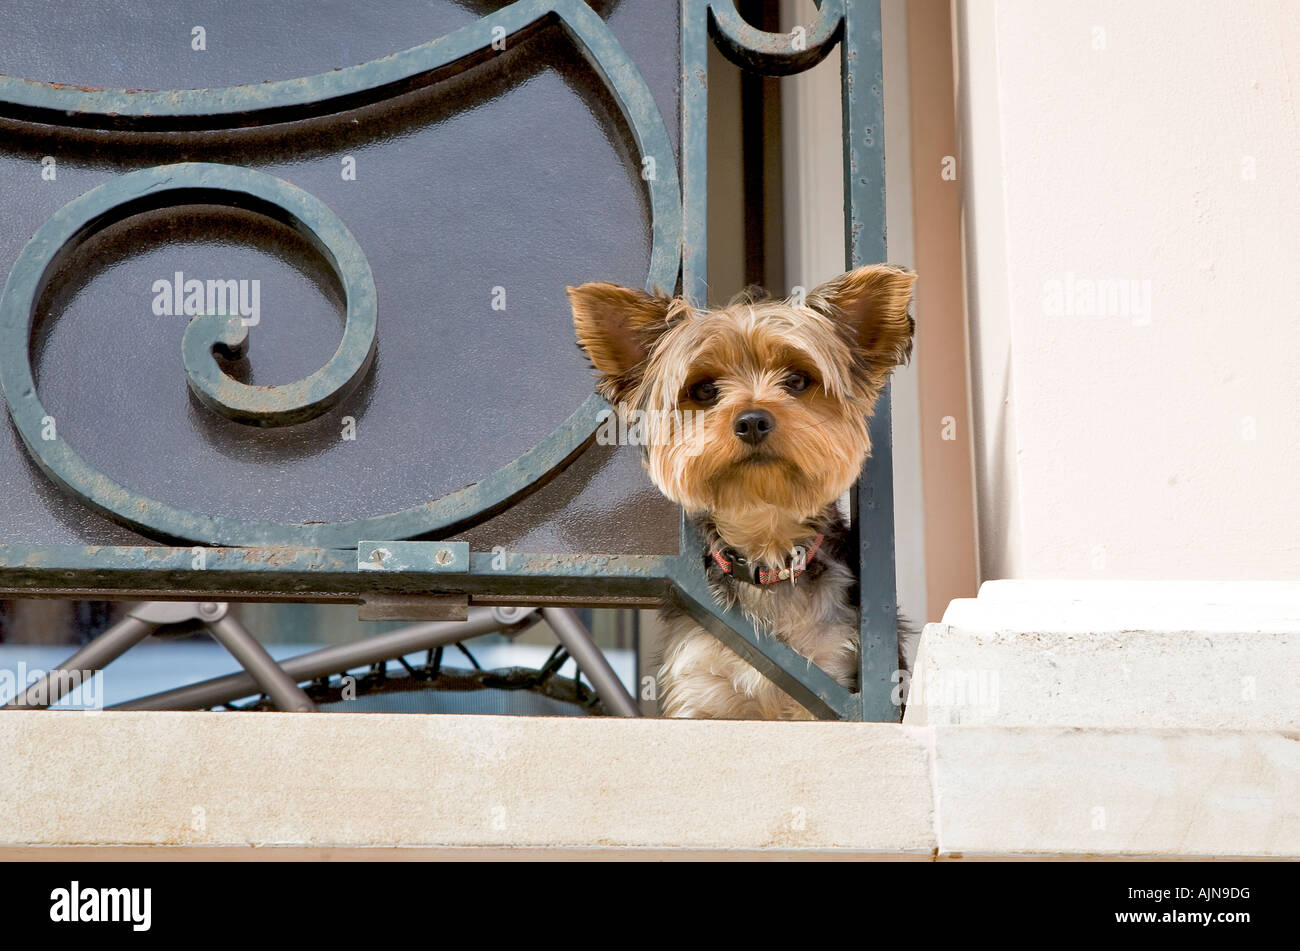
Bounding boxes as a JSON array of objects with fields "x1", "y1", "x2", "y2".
[
  {"x1": 566, "y1": 282, "x2": 678, "y2": 404},
  {"x1": 806, "y1": 264, "x2": 916, "y2": 377}
]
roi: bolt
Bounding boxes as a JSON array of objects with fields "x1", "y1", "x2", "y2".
[
  {"x1": 435, "y1": 548, "x2": 453, "y2": 566},
  {"x1": 492, "y1": 606, "x2": 529, "y2": 626}
]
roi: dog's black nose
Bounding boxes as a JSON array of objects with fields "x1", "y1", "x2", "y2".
[{"x1": 734, "y1": 409, "x2": 775, "y2": 445}]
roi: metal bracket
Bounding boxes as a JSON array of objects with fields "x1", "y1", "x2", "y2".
[
  {"x1": 128, "y1": 600, "x2": 228, "y2": 625},
  {"x1": 357, "y1": 541, "x2": 472, "y2": 620},
  {"x1": 357, "y1": 541, "x2": 470, "y2": 574},
  {"x1": 358, "y1": 594, "x2": 469, "y2": 622}
]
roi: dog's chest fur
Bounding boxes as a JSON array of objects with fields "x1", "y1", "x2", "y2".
[{"x1": 657, "y1": 519, "x2": 860, "y2": 720}]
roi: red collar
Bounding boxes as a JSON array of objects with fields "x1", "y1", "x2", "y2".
[{"x1": 709, "y1": 535, "x2": 825, "y2": 586}]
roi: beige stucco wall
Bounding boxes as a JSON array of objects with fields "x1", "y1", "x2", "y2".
[{"x1": 957, "y1": 0, "x2": 1300, "y2": 580}]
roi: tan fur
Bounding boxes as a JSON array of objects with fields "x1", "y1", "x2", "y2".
[
  {"x1": 657, "y1": 556, "x2": 861, "y2": 719},
  {"x1": 568, "y1": 265, "x2": 916, "y2": 718}
]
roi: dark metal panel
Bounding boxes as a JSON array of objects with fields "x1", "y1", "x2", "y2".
[
  {"x1": 452, "y1": 442, "x2": 680, "y2": 556},
  {"x1": 0, "y1": 0, "x2": 680, "y2": 552}
]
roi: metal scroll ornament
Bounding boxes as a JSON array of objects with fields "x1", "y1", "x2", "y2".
[{"x1": 0, "y1": 0, "x2": 682, "y2": 548}]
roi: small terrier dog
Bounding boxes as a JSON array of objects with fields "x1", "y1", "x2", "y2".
[{"x1": 567, "y1": 264, "x2": 916, "y2": 719}]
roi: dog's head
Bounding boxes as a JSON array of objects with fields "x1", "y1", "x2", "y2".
[{"x1": 567, "y1": 265, "x2": 915, "y2": 556}]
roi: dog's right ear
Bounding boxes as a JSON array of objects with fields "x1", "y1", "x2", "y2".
[{"x1": 566, "y1": 283, "x2": 676, "y2": 404}]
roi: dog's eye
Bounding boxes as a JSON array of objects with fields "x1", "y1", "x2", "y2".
[
  {"x1": 687, "y1": 379, "x2": 719, "y2": 405},
  {"x1": 782, "y1": 371, "x2": 812, "y2": 393}
]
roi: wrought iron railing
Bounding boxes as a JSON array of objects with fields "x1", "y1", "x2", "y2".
[{"x1": 0, "y1": 0, "x2": 896, "y2": 720}]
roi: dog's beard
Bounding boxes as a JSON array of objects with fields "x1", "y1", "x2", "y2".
[
  {"x1": 711, "y1": 451, "x2": 810, "y2": 508},
  {"x1": 647, "y1": 439, "x2": 852, "y2": 562}
]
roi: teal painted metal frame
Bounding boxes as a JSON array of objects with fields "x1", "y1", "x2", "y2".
[{"x1": 0, "y1": 0, "x2": 895, "y2": 722}]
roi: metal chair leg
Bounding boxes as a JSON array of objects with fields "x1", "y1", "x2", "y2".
[
  {"x1": 3, "y1": 613, "x2": 157, "y2": 709},
  {"x1": 112, "y1": 607, "x2": 539, "y2": 711},
  {"x1": 200, "y1": 609, "x2": 316, "y2": 713},
  {"x1": 542, "y1": 607, "x2": 640, "y2": 717}
]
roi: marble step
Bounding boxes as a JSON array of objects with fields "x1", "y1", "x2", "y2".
[{"x1": 904, "y1": 581, "x2": 1300, "y2": 729}]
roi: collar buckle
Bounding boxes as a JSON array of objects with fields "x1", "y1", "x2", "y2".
[{"x1": 710, "y1": 535, "x2": 825, "y2": 587}]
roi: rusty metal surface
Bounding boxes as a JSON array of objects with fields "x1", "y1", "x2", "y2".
[
  {"x1": 357, "y1": 593, "x2": 470, "y2": 621},
  {"x1": 840, "y1": 0, "x2": 900, "y2": 721},
  {"x1": 708, "y1": 0, "x2": 844, "y2": 75}
]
